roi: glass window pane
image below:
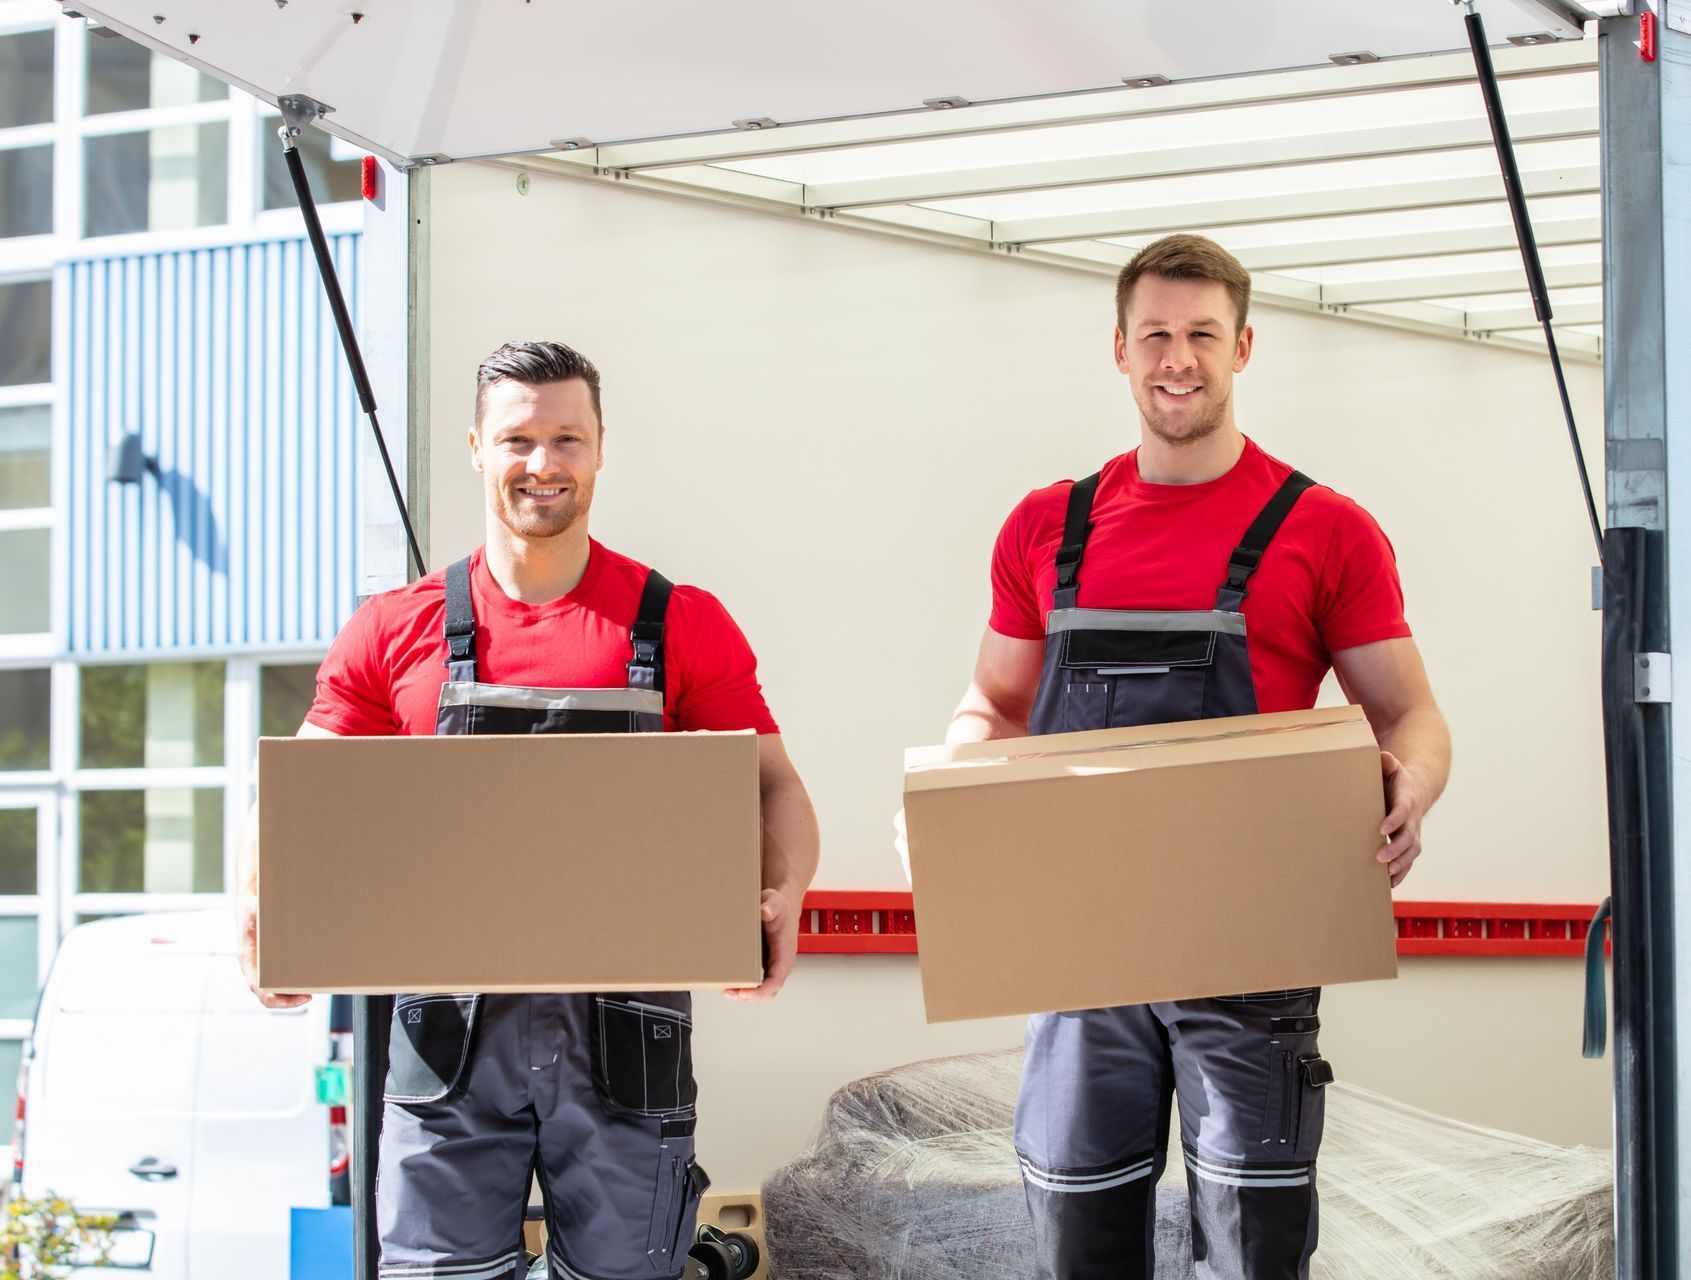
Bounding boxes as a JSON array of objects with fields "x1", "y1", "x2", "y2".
[
  {"x1": 79, "y1": 788, "x2": 224, "y2": 894},
  {"x1": 84, "y1": 122, "x2": 229, "y2": 237},
  {"x1": 85, "y1": 34, "x2": 225, "y2": 115},
  {"x1": 260, "y1": 664, "x2": 319, "y2": 739},
  {"x1": 0, "y1": 670, "x2": 50, "y2": 771},
  {"x1": 0, "y1": 145, "x2": 53, "y2": 239},
  {"x1": 262, "y1": 126, "x2": 362, "y2": 209},
  {"x1": 80, "y1": 662, "x2": 225, "y2": 769},
  {"x1": 0, "y1": 280, "x2": 50, "y2": 387},
  {"x1": 0, "y1": 529, "x2": 49, "y2": 635},
  {"x1": 0, "y1": 809, "x2": 36, "y2": 894},
  {"x1": 0, "y1": 1041, "x2": 20, "y2": 1100},
  {"x1": 0, "y1": 405, "x2": 51, "y2": 510},
  {"x1": 0, "y1": 30, "x2": 54, "y2": 128},
  {"x1": 0, "y1": 917, "x2": 39, "y2": 1019}
]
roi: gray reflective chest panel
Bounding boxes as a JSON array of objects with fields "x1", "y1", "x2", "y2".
[{"x1": 1028, "y1": 468, "x2": 1315, "y2": 736}]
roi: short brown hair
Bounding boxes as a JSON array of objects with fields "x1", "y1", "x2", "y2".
[
  {"x1": 1115, "y1": 234, "x2": 1251, "y2": 334},
  {"x1": 474, "y1": 340, "x2": 603, "y2": 428}
]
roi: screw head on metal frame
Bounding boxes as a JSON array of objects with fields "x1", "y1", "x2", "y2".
[
  {"x1": 1121, "y1": 74, "x2": 1170, "y2": 89},
  {"x1": 550, "y1": 137, "x2": 594, "y2": 151},
  {"x1": 922, "y1": 96, "x2": 969, "y2": 110},
  {"x1": 1329, "y1": 51, "x2": 1380, "y2": 66},
  {"x1": 732, "y1": 118, "x2": 778, "y2": 131},
  {"x1": 1506, "y1": 31, "x2": 1554, "y2": 45}
]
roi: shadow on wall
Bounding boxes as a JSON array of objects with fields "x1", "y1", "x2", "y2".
[{"x1": 155, "y1": 465, "x2": 228, "y2": 576}]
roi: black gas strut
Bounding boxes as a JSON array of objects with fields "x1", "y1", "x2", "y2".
[
  {"x1": 1458, "y1": 0, "x2": 1604, "y2": 562},
  {"x1": 277, "y1": 95, "x2": 426, "y2": 580}
]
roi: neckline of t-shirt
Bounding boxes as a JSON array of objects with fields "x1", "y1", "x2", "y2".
[
  {"x1": 1120, "y1": 437, "x2": 1266, "y2": 499},
  {"x1": 468, "y1": 539, "x2": 606, "y2": 620}
]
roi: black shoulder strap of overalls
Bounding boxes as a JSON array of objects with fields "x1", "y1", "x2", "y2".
[
  {"x1": 1052, "y1": 471, "x2": 1102, "y2": 608},
  {"x1": 627, "y1": 569, "x2": 675, "y2": 695},
  {"x1": 1215, "y1": 471, "x2": 1316, "y2": 608},
  {"x1": 442, "y1": 556, "x2": 477, "y2": 677}
]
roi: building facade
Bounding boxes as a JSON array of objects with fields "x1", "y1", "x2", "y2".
[{"x1": 0, "y1": 0, "x2": 365, "y2": 1091}]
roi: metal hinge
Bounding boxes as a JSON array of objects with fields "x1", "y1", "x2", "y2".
[{"x1": 1635, "y1": 653, "x2": 1672, "y2": 703}]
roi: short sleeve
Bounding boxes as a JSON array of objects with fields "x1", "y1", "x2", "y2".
[
  {"x1": 1316, "y1": 499, "x2": 1413, "y2": 654},
  {"x1": 666, "y1": 588, "x2": 780, "y2": 734},
  {"x1": 987, "y1": 494, "x2": 1046, "y2": 640},
  {"x1": 306, "y1": 598, "x2": 401, "y2": 735}
]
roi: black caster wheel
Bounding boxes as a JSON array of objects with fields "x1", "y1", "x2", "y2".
[
  {"x1": 689, "y1": 1224, "x2": 760, "y2": 1280},
  {"x1": 688, "y1": 1238, "x2": 735, "y2": 1280}
]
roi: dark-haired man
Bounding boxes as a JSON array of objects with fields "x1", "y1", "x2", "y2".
[
  {"x1": 238, "y1": 341, "x2": 819, "y2": 1280},
  {"x1": 941, "y1": 236, "x2": 1449, "y2": 1278}
]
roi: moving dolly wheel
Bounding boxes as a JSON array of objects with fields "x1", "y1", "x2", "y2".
[{"x1": 687, "y1": 1223, "x2": 760, "y2": 1280}]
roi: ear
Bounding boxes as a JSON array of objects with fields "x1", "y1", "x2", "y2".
[
  {"x1": 468, "y1": 426, "x2": 483, "y2": 472},
  {"x1": 1113, "y1": 326, "x2": 1129, "y2": 373},
  {"x1": 1233, "y1": 323, "x2": 1254, "y2": 373}
]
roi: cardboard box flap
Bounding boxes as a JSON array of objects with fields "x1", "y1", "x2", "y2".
[{"x1": 905, "y1": 706, "x2": 1373, "y2": 792}]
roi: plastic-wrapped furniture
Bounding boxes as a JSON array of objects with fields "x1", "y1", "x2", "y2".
[{"x1": 762, "y1": 1049, "x2": 1612, "y2": 1279}]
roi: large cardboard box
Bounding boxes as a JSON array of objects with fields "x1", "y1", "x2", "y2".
[
  {"x1": 257, "y1": 732, "x2": 762, "y2": 993},
  {"x1": 904, "y1": 706, "x2": 1397, "y2": 1023}
]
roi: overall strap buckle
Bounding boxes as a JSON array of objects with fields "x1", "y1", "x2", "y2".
[
  {"x1": 627, "y1": 569, "x2": 675, "y2": 696},
  {"x1": 442, "y1": 556, "x2": 478, "y2": 673}
]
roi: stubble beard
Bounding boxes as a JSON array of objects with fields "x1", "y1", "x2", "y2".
[
  {"x1": 493, "y1": 483, "x2": 589, "y2": 540},
  {"x1": 1136, "y1": 383, "x2": 1230, "y2": 447}
]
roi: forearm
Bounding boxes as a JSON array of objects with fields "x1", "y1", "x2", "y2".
[
  {"x1": 760, "y1": 768, "x2": 819, "y2": 905},
  {"x1": 1375, "y1": 703, "x2": 1451, "y2": 810},
  {"x1": 947, "y1": 682, "x2": 1031, "y2": 745}
]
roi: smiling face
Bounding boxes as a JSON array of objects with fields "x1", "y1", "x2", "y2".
[
  {"x1": 469, "y1": 377, "x2": 603, "y2": 541},
  {"x1": 1115, "y1": 274, "x2": 1253, "y2": 446}
]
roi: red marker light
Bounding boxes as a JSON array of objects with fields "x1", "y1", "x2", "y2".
[
  {"x1": 361, "y1": 155, "x2": 378, "y2": 201},
  {"x1": 1641, "y1": 10, "x2": 1657, "y2": 62}
]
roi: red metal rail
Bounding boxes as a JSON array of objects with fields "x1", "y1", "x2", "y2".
[{"x1": 797, "y1": 891, "x2": 1606, "y2": 958}]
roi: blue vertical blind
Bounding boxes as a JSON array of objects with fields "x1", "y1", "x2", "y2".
[{"x1": 67, "y1": 234, "x2": 362, "y2": 652}]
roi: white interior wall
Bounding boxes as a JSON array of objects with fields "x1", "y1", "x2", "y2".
[{"x1": 421, "y1": 161, "x2": 1612, "y2": 1189}]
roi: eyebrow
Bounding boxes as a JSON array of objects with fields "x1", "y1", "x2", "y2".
[
  {"x1": 1136, "y1": 318, "x2": 1223, "y2": 330},
  {"x1": 493, "y1": 423, "x2": 585, "y2": 436}
]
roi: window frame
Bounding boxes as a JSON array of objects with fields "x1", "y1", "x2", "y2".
[{"x1": 0, "y1": 786, "x2": 56, "y2": 1041}]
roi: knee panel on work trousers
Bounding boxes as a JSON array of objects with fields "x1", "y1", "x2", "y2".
[
  {"x1": 1014, "y1": 1006, "x2": 1175, "y2": 1280},
  {"x1": 1168, "y1": 990, "x2": 1326, "y2": 1280}
]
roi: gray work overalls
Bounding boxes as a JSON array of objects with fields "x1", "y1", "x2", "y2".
[
  {"x1": 1012, "y1": 469, "x2": 1334, "y2": 1280},
  {"x1": 376, "y1": 557, "x2": 708, "y2": 1280}
]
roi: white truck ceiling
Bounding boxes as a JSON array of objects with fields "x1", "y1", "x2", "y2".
[{"x1": 67, "y1": 0, "x2": 1602, "y2": 164}]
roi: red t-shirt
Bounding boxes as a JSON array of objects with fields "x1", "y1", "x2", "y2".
[
  {"x1": 989, "y1": 439, "x2": 1410, "y2": 713},
  {"x1": 308, "y1": 542, "x2": 779, "y2": 736}
]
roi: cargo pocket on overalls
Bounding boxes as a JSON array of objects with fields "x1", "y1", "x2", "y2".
[
  {"x1": 383, "y1": 994, "x2": 480, "y2": 1104},
  {"x1": 1257, "y1": 1008, "x2": 1330, "y2": 1160},
  {"x1": 1060, "y1": 627, "x2": 1215, "y2": 726},
  {"x1": 592, "y1": 998, "x2": 701, "y2": 1273},
  {"x1": 590, "y1": 996, "x2": 698, "y2": 1118},
  {"x1": 646, "y1": 1143, "x2": 710, "y2": 1272}
]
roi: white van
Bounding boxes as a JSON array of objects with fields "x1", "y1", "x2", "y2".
[{"x1": 10, "y1": 910, "x2": 346, "y2": 1278}]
